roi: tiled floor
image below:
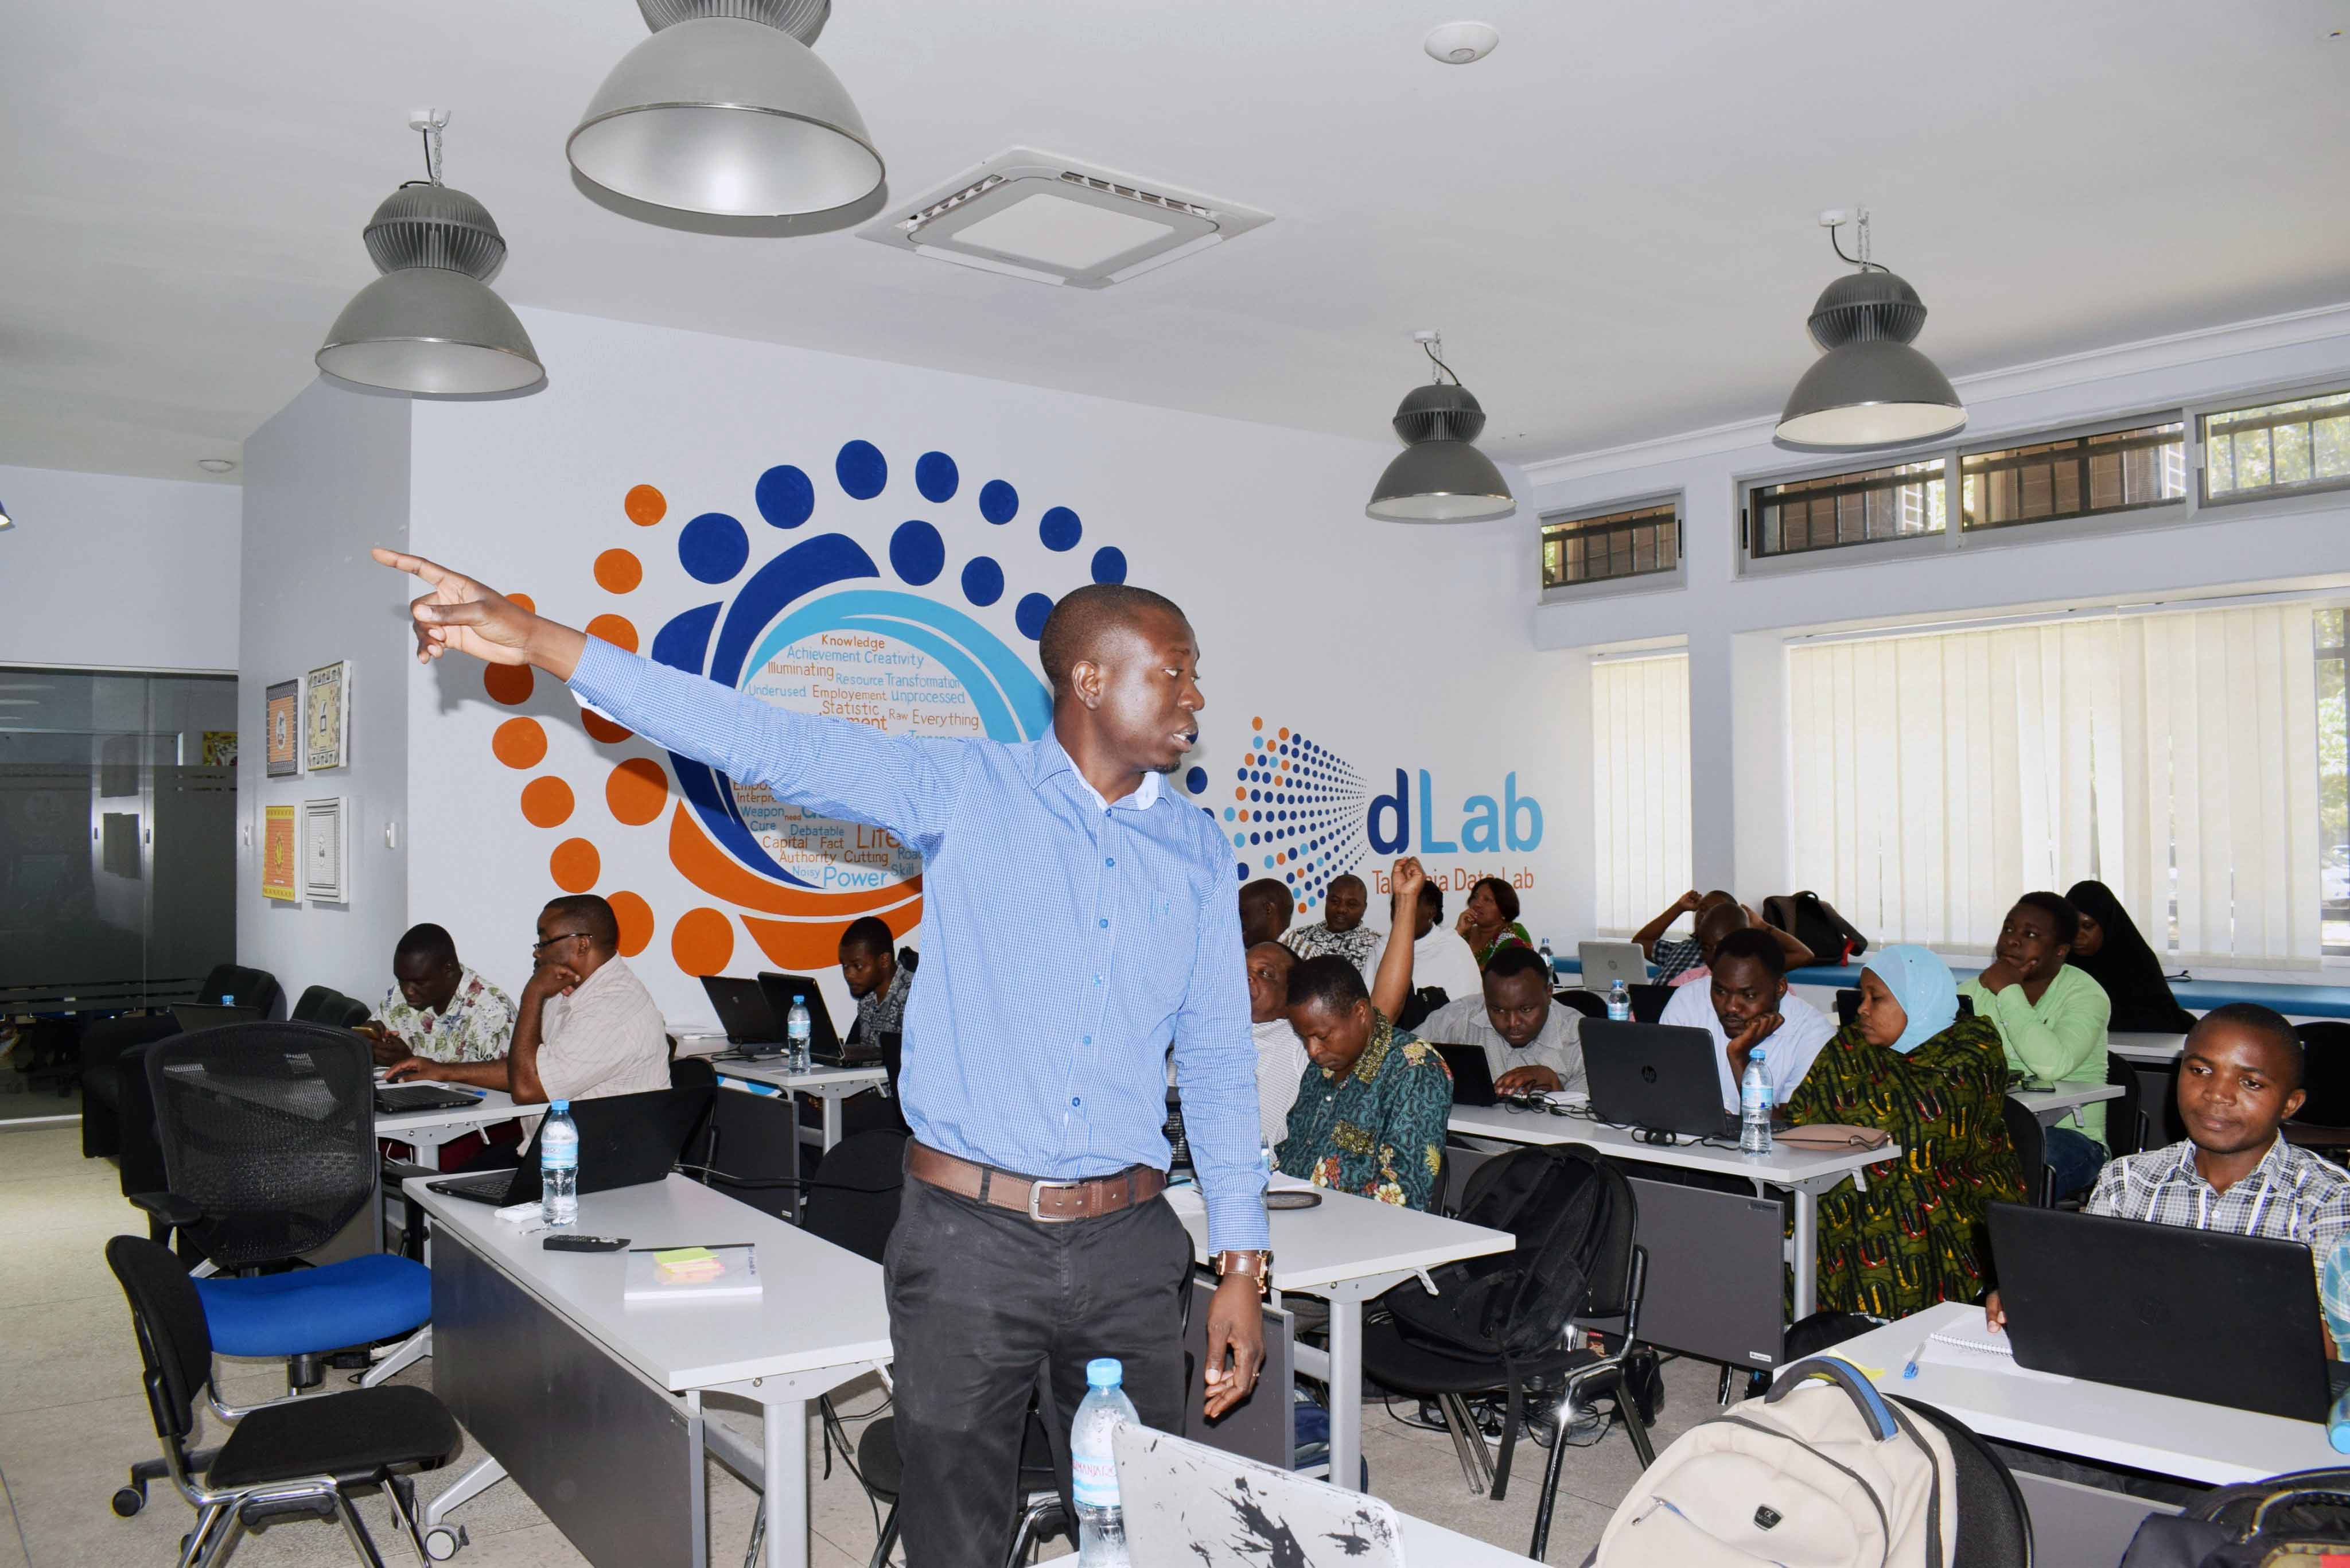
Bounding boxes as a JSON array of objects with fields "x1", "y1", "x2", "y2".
[{"x1": 0, "y1": 1123, "x2": 1725, "y2": 1566}]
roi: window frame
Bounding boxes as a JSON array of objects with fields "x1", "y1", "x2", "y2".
[
  {"x1": 1538, "y1": 490, "x2": 1686, "y2": 604},
  {"x1": 2195, "y1": 383, "x2": 2350, "y2": 510}
]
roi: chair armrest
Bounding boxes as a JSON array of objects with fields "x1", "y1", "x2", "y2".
[{"x1": 127, "y1": 1192, "x2": 202, "y2": 1228}]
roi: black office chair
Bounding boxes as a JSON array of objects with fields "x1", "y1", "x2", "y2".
[
  {"x1": 106, "y1": 1235, "x2": 458, "y2": 1568},
  {"x1": 1627, "y1": 983, "x2": 1673, "y2": 1024},
  {"x1": 2289, "y1": 1022, "x2": 2350, "y2": 1157},
  {"x1": 1835, "y1": 988, "x2": 1862, "y2": 1028},
  {"x1": 2103, "y1": 1050, "x2": 2146, "y2": 1162},
  {"x1": 289, "y1": 986, "x2": 371, "y2": 1029},
  {"x1": 1551, "y1": 989, "x2": 1606, "y2": 1020},
  {"x1": 2001, "y1": 1095, "x2": 2053, "y2": 1207},
  {"x1": 1894, "y1": 1396, "x2": 2033, "y2": 1566}
]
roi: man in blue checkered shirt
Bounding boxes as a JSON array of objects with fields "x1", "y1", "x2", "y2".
[{"x1": 378, "y1": 548, "x2": 1271, "y2": 1561}]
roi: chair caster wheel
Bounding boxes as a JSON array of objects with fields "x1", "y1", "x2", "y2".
[
  {"x1": 425, "y1": 1524, "x2": 465, "y2": 1560},
  {"x1": 111, "y1": 1485, "x2": 145, "y2": 1517}
]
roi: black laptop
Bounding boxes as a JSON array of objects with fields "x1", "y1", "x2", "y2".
[
  {"x1": 1989, "y1": 1202, "x2": 2345, "y2": 1422},
  {"x1": 757, "y1": 972, "x2": 880, "y2": 1066},
  {"x1": 1430, "y1": 1043, "x2": 1500, "y2": 1108},
  {"x1": 1583, "y1": 1020, "x2": 1787, "y2": 1140},
  {"x1": 375, "y1": 1083, "x2": 483, "y2": 1115},
  {"x1": 701, "y1": 975, "x2": 786, "y2": 1057},
  {"x1": 425, "y1": 1085, "x2": 713, "y2": 1207},
  {"x1": 172, "y1": 1002, "x2": 263, "y2": 1032}
]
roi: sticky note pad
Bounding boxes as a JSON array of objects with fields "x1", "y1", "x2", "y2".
[{"x1": 653, "y1": 1247, "x2": 715, "y2": 1267}]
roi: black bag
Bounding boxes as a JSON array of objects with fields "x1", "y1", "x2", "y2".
[
  {"x1": 2120, "y1": 1468, "x2": 2350, "y2": 1567},
  {"x1": 1383, "y1": 1146, "x2": 1614, "y2": 1360},
  {"x1": 1765, "y1": 891, "x2": 1871, "y2": 963},
  {"x1": 1395, "y1": 985, "x2": 1448, "y2": 1033}
]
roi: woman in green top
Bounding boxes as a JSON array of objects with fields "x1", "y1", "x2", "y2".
[
  {"x1": 1457, "y1": 877, "x2": 1532, "y2": 968},
  {"x1": 1789, "y1": 944, "x2": 2026, "y2": 1319},
  {"x1": 1957, "y1": 892, "x2": 2113, "y2": 1201}
]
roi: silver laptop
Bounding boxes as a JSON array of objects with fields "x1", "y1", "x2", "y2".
[
  {"x1": 1578, "y1": 939, "x2": 1648, "y2": 991},
  {"x1": 1115, "y1": 1422, "x2": 1406, "y2": 1568}
]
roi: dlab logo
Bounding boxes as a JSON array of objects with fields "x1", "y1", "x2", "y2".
[{"x1": 481, "y1": 439, "x2": 1206, "y2": 978}]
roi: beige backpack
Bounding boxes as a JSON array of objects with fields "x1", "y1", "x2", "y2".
[{"x1": 1590, "y1": 1357, "x2": 1957, "y2": 1568}]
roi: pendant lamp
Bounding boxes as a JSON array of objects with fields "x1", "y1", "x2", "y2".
[
  {"x1": 1365, "y1": 333, "x2": 1516, "y2": 523},
  {"x1": 316, "y1": 116, "x2": 546, "y2": 396},
  {"x1": 1776, "y1": 210, "x2": 1964, "y2": 449},
  {"x1": 0, "y1": 498, "x2": 13, "y2": 531},
  {"x1": 567, "y1": 0, "x2": 884, "y2": 219}
]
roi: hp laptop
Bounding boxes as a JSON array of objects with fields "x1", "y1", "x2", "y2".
[
  {"x1": 1577, "y1": 940, "x2": 1648, "y2": 993},
  {"x1": 1989, "y1": 1202, "x2": 2344, "y2": 1423},
  {"x1": 757, "y1": 972, "x2": 879, "y2": 1066},
  {"x1": 374, "y1": 1083, "x2": 483, "y2": 1115},
  {"x1": 700, "y1": 975, "x2": 785, "y2": 1057},
  {"x1": 1116, "y1": 1422, "x2": 1406, "y2": 1568},
  {"x1": 1430, "y1": 1043, "x2": 1499, "y2": 1108},
  {"x1": 1583, "y1": 1020, "x2": 1786, "y2": 1141},
  {"x1": 425, "y1": 1085, "x2": 713, "y2": 1207},
  {"x1": 172, "y1": 1002, "x2": 263, "y2": 1033}
]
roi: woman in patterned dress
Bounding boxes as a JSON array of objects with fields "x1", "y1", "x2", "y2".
[{"x1": 1787, "y1": 943, "x2": 2028, "y2": 1319}]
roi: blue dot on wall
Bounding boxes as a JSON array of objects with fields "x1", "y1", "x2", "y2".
[
  {"x1": 889, "y1": 521, "x2": 946, "y2": 585},
  {"x1": 1186, "y1": 766, "x2": 1208, "y2": 794},
  {"x1": 1090, "y1": 546, "x2": 1127, "y2": 585},
  {"x1": 1039, "y1": 506, "x2": 1083, "y2": 552},
  {"x1": 980, "y1": 480, "x2": 1019, "y2": 524},
  {"x1": 754, "y1": 465, "x2": 815, "y2": 528},
  {"x1": 1236, "y1": 865, "x2": 1247, "y2": 882},
  {"x1": 1014, "y1": 592, "x2": 1053, "y2": 640},
  {"x1": 960, "y1": 555, "x2": 1005, "y2": 606},
  {"x1": 679, "y1": 512, "x2": 749, "y2": 583},
  {"x1": 836, "y1": 440, "x2": 888, "y2": 500},
  {"x1": 915, "y1": 451, "x2": 959, "y2": 504}
]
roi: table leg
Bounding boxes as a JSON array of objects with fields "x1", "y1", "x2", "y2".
[
  {"x1": 1790, "y1": 1188, "x2": 1817, "y2": 1322},
  {"x1": 821, "y1": 1092, "x2": 843, "y2": 1151},
  {"x1": 1327, "y1": 1295, "x2": 1363, "y2": 1493},
  {"x1": 763, "y1": 1396, "x2": 809, "y2": 1568}
]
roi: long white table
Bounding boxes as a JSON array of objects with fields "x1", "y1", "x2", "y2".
[
  {"x1": 379, "y1": 1084, "x2": 535, "y2": 1162},
  {"x1": 1166, "y1": 1180, "x2": 1510, "y2": 1500},
  {"x1": 405, "y1": 1173, "x2": 890, "y2": 1568},
  {"x1": 2011, "y1": 1080, "x2": 2125, "y2": 1127},
  {"x1": 713, "y1": 1060, "x2": 889, "y2": 1150}
]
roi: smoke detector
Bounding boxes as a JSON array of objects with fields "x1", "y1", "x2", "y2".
[
  {"x1": 857, "y1": 149, "x2": 1273, "y2": 288},
  {"x1": 1424, "y1": 21, "x2": 1499, "y2": 63}
]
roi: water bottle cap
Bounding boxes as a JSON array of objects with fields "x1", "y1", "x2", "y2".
[
  {"x1": 550, "y1": 1099, "x2": 569, "y2": 1111},
  {"x1": 1750, "y1": 1049, "x2": 1766, "y2": 1063},
  {"x1": 1085, "y1": 1357, "x2": 1123, "y2": 1390}
]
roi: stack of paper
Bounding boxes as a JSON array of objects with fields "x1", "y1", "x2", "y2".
[
  {"x1": 655, "y1": 1247, "x2": 725, "y2": 1282},
  {"x1": 623, "y1": 1243, "x2": 762, "y2": 1304}
]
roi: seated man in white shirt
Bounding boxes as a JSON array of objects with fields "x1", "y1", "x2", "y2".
[
  {"x1": 1420, "y1": 944, "x2": 1586, "y2": 1095},
  {"x1": 387, "y1": 894, "x2": 671, "y2": 1104},
  {"x1": 1244, "y1": 941, "x2": 1310, "y2": 1147},
  {"x1": 1658, "y1": 928, "x2": 1834, "y2": 1112}
]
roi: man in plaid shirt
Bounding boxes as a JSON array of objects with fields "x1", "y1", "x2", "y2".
[{"x1": 1989, "y1": 1003, "x2": 2350, "y2": 1353}]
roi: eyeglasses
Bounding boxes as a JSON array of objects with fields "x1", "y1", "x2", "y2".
[{"x1": 531, "y1": 930, "x2": 589, "y2": 956}]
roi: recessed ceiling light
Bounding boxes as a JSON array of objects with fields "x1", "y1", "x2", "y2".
[
  {"x1": 197, "y1": 458, "x2": 238, "y2": 474},
  {"x1": 1424, "y1": 21, "x2": 1499, "y2": 64}
]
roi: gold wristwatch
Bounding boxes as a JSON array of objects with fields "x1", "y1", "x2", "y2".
[{"x1": 1215, "y1": 1250, "x2": 1273, "y2": 1298}]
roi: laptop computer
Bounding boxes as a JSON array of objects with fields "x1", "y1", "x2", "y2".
[
  {"x1": 1115, "y1": 1422, "x2": 1406, "y2": 1567},
  {"x1": 1578, "y1": 939, "x2": 1648, "y2": 993},
  {"x1": 374, "y1": 1083, "x2": 483, "y2": 1115},
  {"x1": 1988, "y1": 1201, "x2": 2343, "y2": 1423},
  {"x1": 1430, "y1": 1043, "x2": 1499, "y2": 1108},
  {"x1": 701, "y1": 975, "x2": 786, "y2": 1057},
  {"x1": 425, "y1": 1084, "x2": 713, "y2": 1207},
  {"x1": 1583, "y1": 1020, "x2": 1787, "y2": 1141},
  {"x1": 757, "y1": 972, "x2": 880, "y2": 1066},
  {"x1": 172, "y1": 1002, "x2": 263, "y2": 1032}
]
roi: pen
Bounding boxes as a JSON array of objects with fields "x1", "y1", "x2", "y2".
[
  {"x1": 1901, "y1": 1336, "x2": 1931, "y2": 1379},
  {"x1": 627, "y1": 1243, "x2": 753, "y2": 1253}
]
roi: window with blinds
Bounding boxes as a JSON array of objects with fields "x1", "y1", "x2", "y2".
[
  {"x1": 1590, "y1": 653, "x2": 1692, "y2": 933},
  {"x1": 1749, "y1": 460, "x2": 1946, "y2": 558},
  {"x1": 2203, "y1": 390, "x2": 2350, "y2": 505},
  {"x1": 1961, "y1": 421, "x2": 2186, "y2": 531},
  {"x1": 1542, "y1": 500, "x2": 1680, "y2": 588}
]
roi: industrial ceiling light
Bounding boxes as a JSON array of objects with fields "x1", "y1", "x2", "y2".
[
  {"x1": 1775, "y1": 208, "x2": 1965, "y2": 449},
  {"x1": 0, "y1": 498, "x2": 12, "y2": 531},
  {"x1": 568, "y1": 0, "x2": 883, "y2": 218},
  {"x1": 316, "y1": 114, "x2": 546, "y2": 396},
  {"x1": 1365, "y1": 332, "x2": 1516, "y2": 523}
]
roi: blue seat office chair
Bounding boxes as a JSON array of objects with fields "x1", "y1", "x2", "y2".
[{"x1": 111, "y1": 1023, "x2": 432, "y2": 1519}]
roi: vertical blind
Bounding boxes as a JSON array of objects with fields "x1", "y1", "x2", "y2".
[
  {"x1": 1787, "y1": 604, "x2": 2320, "y2": 964},
  {"x1": 1592, "y1": 653, "x2": 1693, "y2": 933}
]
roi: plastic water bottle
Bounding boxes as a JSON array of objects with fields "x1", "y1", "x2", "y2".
[
  {"x1": 1606, "y1": 978, "x2": 1631, "y2": 1022},
  {"x1": 1071, "y1": 1357, "x2": 1138, "y2": 1566},
  {"x1": 1740, "y1": 1049, "x2": 1773, "y2": 1155},
  {"x1": 1538, "y1": 936, "x2": 1555, "y2": 966},
  {"x1": 540, "y1": 1100, "x2": 579, "y2": 1227},
  {"x1": 787, "y1": 996, "x2": 812, "y2": 1072}
]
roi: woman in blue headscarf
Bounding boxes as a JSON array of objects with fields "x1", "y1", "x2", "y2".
[{"x1": 1786, "y1": 943, "x2": 2028, "y2": 1319}]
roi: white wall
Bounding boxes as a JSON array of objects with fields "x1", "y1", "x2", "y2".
[
  {"x1": 236, "y1": 383, "x2": 414, "y2": 1003},
  {"x1": 402, "y1": 306, "x2": 1574, "y2": 1027},
  {"x1": 0, "y1": 462, "x2": 241, "y2": 671},
  {"x1": 1522, "y1": 305, "x2": 2350, "y2": 954}
]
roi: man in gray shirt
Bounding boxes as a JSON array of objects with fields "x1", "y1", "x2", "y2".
[{"x1": 1418, "y1": 945, "x2": 1585, "y2": 1095}]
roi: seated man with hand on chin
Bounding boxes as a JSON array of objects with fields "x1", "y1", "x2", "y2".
[
  {"x1": 1658, "y1": 927, "x2": 1836, "y2": 1112},
  {"x1": 387, "y1": 893, "x2": 669, "y2": 1105}
]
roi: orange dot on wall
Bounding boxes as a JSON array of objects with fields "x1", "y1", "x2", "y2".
[
  {"x1": 586, "y1": 614, "x2": 639, "y2": 655},
  {"x1": 606, "y1": 757, "x2": 669, "y2": 826},
  {"x1": 582, "y1": 713, "x2": 633, "y2": 745},
  {"x1": 550, "y1": 838, "x2": 600, "y2": 893},
  {"x1": 507, "y1": 593, "x2": 536, "y2": 614},
  {"x1": 1279, "y1": 727, "x2": 1290, "y2": 740},
  {"x1": 519, "y1": 776, "x2": 574, "y2": 828},
  {"x1": 671, "y1": 907, "x2": 734, "y2": 976},
  {"x1": 485, "y1": 663, "x2": 534, "y2": 706},
  {"x1": 625, "y1": 485, "x2": 667, "y2": 527},
  {"x1": 608, "y1": 891, "x2": 653, "y2": 958},
  {"x1": 1234, "y1": 787, "x2": 1245, "y2": 801},
  {"x1": 593, "y1": 549, "x2": 644, "y2": 594},
  {"x1": 1252, "y1": 717, "x2": 1263, "y2": 731},
  {"x1": 492, "y1": 718, "x2": 547, "y2": 769}
]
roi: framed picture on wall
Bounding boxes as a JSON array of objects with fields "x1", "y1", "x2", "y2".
[
  {"x1": 201, "y1": 730, "x2": 238, "y2": 768},
  {"x1": 262, "y1": 804, "x2": 299, "y2": 902},
  {"x1": 305, "y1": 660, "x2": 349, "y2": 772},
  {"x1": 265, "y1": 680, "x2": 301, "y2": 778},
  {"x1": 301, "y1": 796, "x2": 349, "y2": 905}
]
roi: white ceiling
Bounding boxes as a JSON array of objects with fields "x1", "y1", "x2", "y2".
[{"x1": 6, "y1": 0, "x2": 2348, "y2": 485}]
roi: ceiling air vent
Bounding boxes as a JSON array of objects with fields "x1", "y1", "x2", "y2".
[{"x1": 857, "y1": 149, "x2": 1272, "y2": 289}]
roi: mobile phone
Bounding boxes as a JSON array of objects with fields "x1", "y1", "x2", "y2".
[{"x1": 542, "y1": 1234, "x2": 629, "y2": 1252}]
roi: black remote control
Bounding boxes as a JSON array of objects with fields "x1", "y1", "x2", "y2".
[{"x1": 542, "y1": 1234, "x2": 629, "y2": 1252}]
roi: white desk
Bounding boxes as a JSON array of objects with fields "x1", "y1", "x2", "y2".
[
  {"x1": 2011, "y1": 1081, "x2": 2125, "y2": 1127},
  {"x1": 1402, "y1": 1513, "x2": 1543, "y2": 1565},
  {"x1": 2111, "y1": 1031, "x2": 2188, "y2": 1065},
  {"x1": 1448, "y1": 1101, "x2": 1900, "y2": 1322},
  {"x1": 405, "y1": 1173, "x2": 890, "y2": 1568},
  {"x1": 1167, "y1": 1181, "x2": 1509, "y2": 1501},
  {"x1": 378, "y1": 1085, "x2": 535, "y2": 1163},
  {"x1": 714, "y1": 1061, "x2": 888, "y2": 1149}
]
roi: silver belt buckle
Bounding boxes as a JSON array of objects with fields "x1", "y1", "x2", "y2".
[{"x1": 1026, "y1": 1177, "x2": 1084, "y2": 1222}]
